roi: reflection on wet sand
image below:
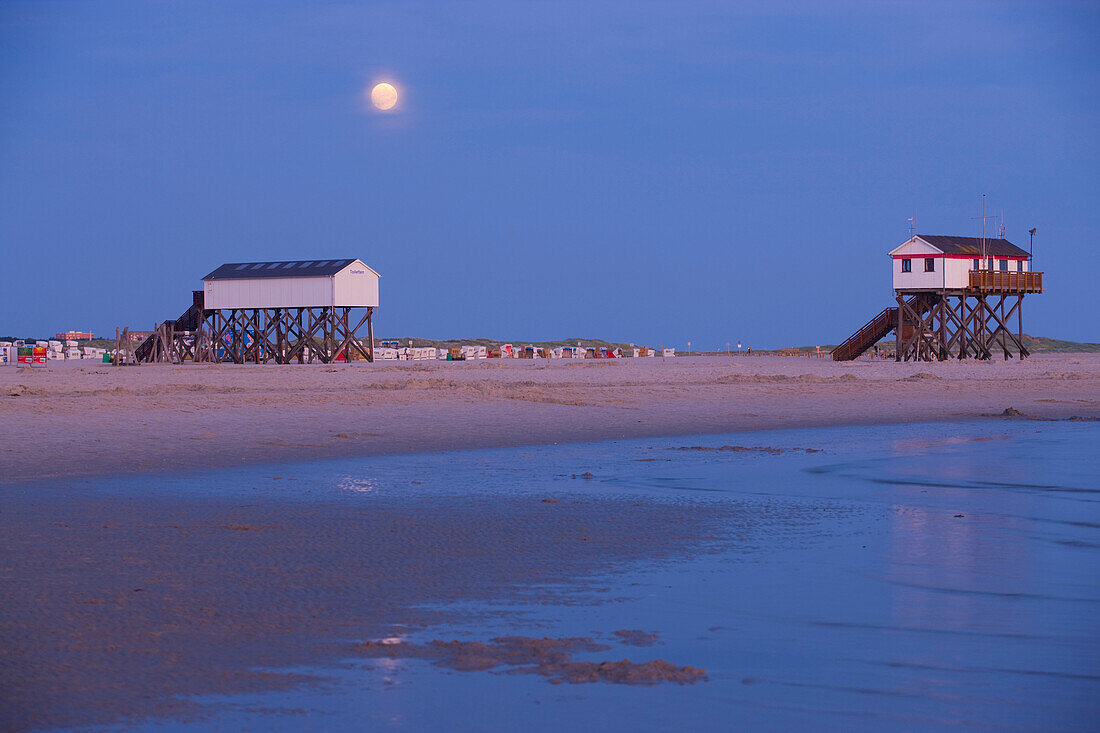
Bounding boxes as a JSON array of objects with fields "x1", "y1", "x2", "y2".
[{"x1": 2, "y1": 420, "x2": 1096, "y2": 731}]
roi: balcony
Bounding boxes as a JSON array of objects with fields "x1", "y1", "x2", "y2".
[{"x1": 968, "y1": 270, "x2": 1043, "y2": 294}]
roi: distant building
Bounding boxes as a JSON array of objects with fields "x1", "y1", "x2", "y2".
[
  {"x1": 55, "y1": 330, "x2": 94, "y2": 340},
  {"x1": 127, "y1": 330, "x2": 155, "y2": 342}
]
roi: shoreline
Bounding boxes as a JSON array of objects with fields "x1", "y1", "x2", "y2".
[
  {"x1": 2, "y1": 354, "x2": 1097, "y2": 485},
  {"x1": 5, "y1": 410, "x2": 1080, "y2": 489},
  {"x1": 2, "y1": 381, "x2": 1097, "y2": 730}
]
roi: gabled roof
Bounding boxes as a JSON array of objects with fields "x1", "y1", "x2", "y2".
[
  {"x1": 203, "y1": 259, "x2": 360, "y2": 280},
  {"x1": 915, "y1": 236, "x2": 1029, "y2": 258}
]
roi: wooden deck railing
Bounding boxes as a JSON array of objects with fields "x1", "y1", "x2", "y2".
[{"x1": 968, "y1": 270, "x2": 1043, "y2": 293}]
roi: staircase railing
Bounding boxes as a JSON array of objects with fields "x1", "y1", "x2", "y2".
[{"x1": 832, "y1": 307, "x2": 895, "y2": 361}]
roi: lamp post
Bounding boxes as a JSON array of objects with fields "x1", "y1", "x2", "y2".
[{"x1": 1029, "y1": 228, "x2": 1036, "y2": 266}]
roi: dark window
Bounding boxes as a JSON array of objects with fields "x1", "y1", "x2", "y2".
[
  {"x1": 924, "y1": 258, "x2": 935, "y2": 272},
  {"x1": 987, "y1": 257, "x2": 994, "y2": 270},
  {"x1": 972, "y1": 259, "x2": 980, "y2": 270},
  {"x1": 999, "y1": 259, "x2": 1008, "y2": 271},
  {"x1": 901, "y1": 258, "x2": 911, "y2": 273},
  {"x1": 1017, "y1": 260, "x2": 1023, "y2": 272}
]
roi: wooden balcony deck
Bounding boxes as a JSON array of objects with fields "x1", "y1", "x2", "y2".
[{"x1": 968, "y1": 270, "x2": 1043, "y2": 294}]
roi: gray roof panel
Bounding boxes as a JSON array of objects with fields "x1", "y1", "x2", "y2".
[
  {"x1": 203, "y1": 259, "x2": 358, "y2": 280},
  {"x1": 918, "y1": 236, "x2": 1030, "y2": 258}
]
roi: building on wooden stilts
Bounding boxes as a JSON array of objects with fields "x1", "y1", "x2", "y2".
[
  {"x1": 832, "y1": 235, "x2": 1043, "y2": 362},
  {"x1": 136, "y1": 259, "x2": 379, "y2": 364}
]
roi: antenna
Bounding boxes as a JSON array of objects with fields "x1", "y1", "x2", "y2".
[
  {"x1": 907, "y1": 216, "x2": 915, "y2": 238},
  {"x1": 970, "y1": 194, "x2": 997, "y2": 267},
  {"x1": 999, "y1": 210, "x2": 1005, "y2": 238}
]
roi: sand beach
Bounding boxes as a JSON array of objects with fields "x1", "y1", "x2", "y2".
[
  {"x1": 2, "y1": 355, "x2": 1099, "y2": 730},
  {"x1": 1, "y1": 354, "x2": 1097, "y2": 484}
]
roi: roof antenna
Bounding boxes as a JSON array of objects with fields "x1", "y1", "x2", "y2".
[
  {"x1": 907, "y1": 216, "x2": 915, "y2": 239},
  {"x1": 971, "y1": 194, "x2": 996, "y2": 266},
  {"x1": 999, "y1": 210, "x2": 1005, "y2": 239}
]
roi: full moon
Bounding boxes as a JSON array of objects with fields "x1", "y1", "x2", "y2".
[{"x1": 370, "y1": 82, "x2": 398, "y2": 111}]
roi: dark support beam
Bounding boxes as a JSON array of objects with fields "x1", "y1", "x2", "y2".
[
  {"x1": 890, "y1": 289, "x2": 1030, "y2": 363},
  {"x1": 143, "y1": 304, "x2": 374, "y2": 366},
  {"x1": 366, "y1": 307, "x2": 375, "y2": 362},
  {"x1": 895, "y1": 294, "x2": 903, "y2": 362}
]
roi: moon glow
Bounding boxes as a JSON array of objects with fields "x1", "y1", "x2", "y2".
[{"x1": 370, "y1": 82, "x2": 398, "y2": 111}]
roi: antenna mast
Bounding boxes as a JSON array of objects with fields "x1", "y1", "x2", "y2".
[{"x1": 970, "y1": 194, "x2": 997, "y2": 267}]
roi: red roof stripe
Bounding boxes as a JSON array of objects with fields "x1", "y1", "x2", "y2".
[{"x1": 892, "y1": 254, "x2": 1028, "y2": 260}]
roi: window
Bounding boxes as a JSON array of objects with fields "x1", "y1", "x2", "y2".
[
  {"x1": 1017, "y1": 260, "x2": 1023, "y2": 272},
  {"x1": 972, "y1": 259, "x2": 980, "y2": 270},
  {"x1": 999, "y1": 259, "x2": 1008, "y2": 271},
  {"x1": 924, "y1": 258, "x2": 935, "y2": 272},
  {"x1": 901, "y1": 258, "x2": 911, "y2": 273},
  {"x1": 987, "y1": 257, "x2": 994, "y2": 270}
]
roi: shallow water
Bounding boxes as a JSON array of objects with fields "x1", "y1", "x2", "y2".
[{"x1": 24, "y1": 420, "x2": 1100, "y2": 732}]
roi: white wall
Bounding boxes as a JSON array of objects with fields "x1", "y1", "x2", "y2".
[
  {"x1": 891, "y1": 247, "x2": 944, "y2": 290},
  {"x1": 204, "y1": 277, "x2": 334, "y2": 309},
  {"x1": 204, "y1": 259, "x2": 380, "y2": 309},
  {"x1": 942, "y1": 258, "x2": 971, "y2": 289},
  {"x1": 893, "y1": 255, "x2": 1031, "y2": 291},
  {"x1": 947, "y1": 257, "x2": 1030, "y2": 289},
  {"x1": 988, "y1": 258, "x2": 1030, "y2": 273},
  {"x1": 332, "y1": 262, "x2": 380, "y2": 307}
]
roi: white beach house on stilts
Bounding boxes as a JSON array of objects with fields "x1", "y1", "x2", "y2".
[
  {"x1": 136, "y1": 258, "x2": 381, "y2": 364},
  {"x1": 832, "y1": 235, "x2": 1043, "y2": 362},
  {"x1": 888, "y1": 235, "x2": 1032, "y2": 291}
]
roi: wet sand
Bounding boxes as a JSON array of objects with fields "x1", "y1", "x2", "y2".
[
  {"x1": 1, "y1": 354, "x2": 1097, "y2": 484},
  {"x1": 2, "y1": 419, "x2": 1097, "y2": 731},
  {"x1": 0, "y1": 482, "x2": 750, "y2": 730}
]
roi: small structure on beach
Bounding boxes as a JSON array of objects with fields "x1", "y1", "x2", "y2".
[
  {"x1": 833, "y1": 235, "x2": 1043, "y2": 362},
  {"x1": 136, "y1": 258, "x2": 379, "y2": 364}
]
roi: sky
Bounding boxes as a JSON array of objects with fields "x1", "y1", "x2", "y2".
[{"x1": 1, "y1": 1, "x2": 1097, "y2": 348}]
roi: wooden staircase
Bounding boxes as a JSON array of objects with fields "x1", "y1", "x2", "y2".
[
  {"x1": 831, "y1": 295, "x2": 926, "y2": 361},
  {"x1": 831, "y1": 307, "x2": 896, "y2": 361},
  {"x1": 135, "y1": 291, "x2": 205, "y2": 363}
]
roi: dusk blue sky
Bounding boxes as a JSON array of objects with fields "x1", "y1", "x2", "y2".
[{"x1": 2, "y1": 1, "x2": 1097, "y2": 348}]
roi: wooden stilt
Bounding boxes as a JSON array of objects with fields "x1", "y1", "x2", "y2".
[
  {"x1": 138, "y1": 303, "x2": 375, "y2": 366},
  {"x1": 367, "y1": 307, "x2": 375, "y2": 362}
]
